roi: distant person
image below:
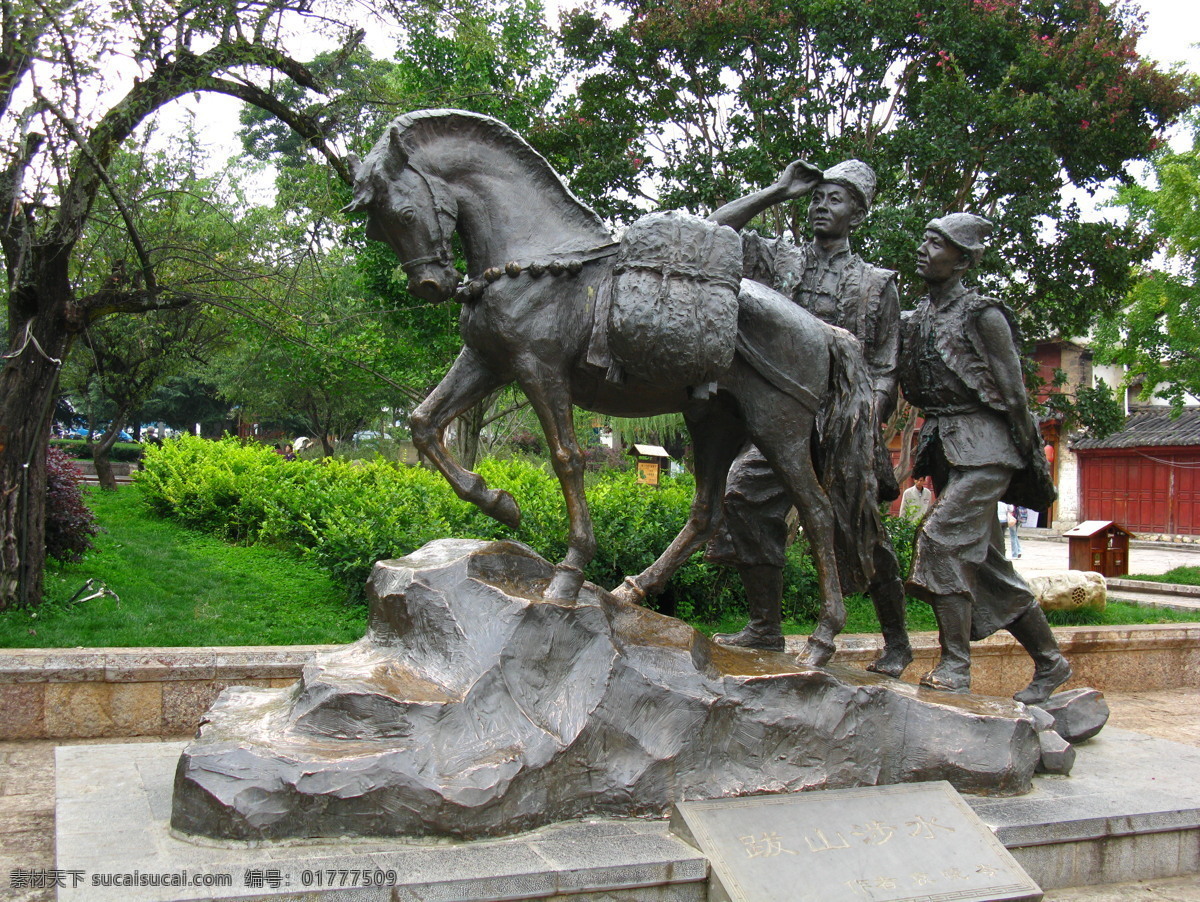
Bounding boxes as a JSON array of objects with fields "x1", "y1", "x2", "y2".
[
  {"x1": 1007, "y1": 504, "x2": 1025, "y2": 559},
  {"x1": 283, "y1": 444, "x2": 296, "y2": 462},
  {"x1": 899, "y1": 476, "x2": 933, "y2": 523}
]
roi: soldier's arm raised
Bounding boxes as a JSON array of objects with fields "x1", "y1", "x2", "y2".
[{"x1": 708, "y1": 160, "x2": 823, "y2": 232}]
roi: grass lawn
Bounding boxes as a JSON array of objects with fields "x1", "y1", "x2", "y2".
[
  {"x1": 0, "y1": 486, "x2": 366, "y2": 648},
  {"x1": 1129, "y1": 566, "x2": 1200, "y2": 587}
]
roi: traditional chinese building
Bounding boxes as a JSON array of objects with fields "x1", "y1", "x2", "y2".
[{"x1": 1069, "y1": 408, "x2": 1200, "y2": 537}]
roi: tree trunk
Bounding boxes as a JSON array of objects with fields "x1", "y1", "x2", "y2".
[
  {"x1": 455, "y1": 400, "x2": 488, "y2": 472},
  {"x1": 93, "y1": 413, "x2": 129, "y2": 491},
  {"x1": 1, "y1": 256, "x2": 75, "y2": 610},
  {"x1": 886, "y1": 401, "x2": 920, "y2": 488}
]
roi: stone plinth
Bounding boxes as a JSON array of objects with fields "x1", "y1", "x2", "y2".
[{"x1": 172, "y1": 539, "x2": 1040, "y2": 841}]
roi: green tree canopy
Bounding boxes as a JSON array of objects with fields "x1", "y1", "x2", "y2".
[
  {"x1": 1095, "y1": 108, "x2": 1200, "y2": 411},
  {"x1": 550, "y1": 0, "x2": 1197, "y2": 340}
]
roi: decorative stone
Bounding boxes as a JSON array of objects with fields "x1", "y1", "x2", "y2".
[
  {"x1": 483, "y1": 267, "x2": 503, "y2": 282},
  {"x1": 1035, "y1": 728, "x2": 1076, "y2": 775},
  {"x1": 505, "y1": 260, "x2": 522, "y2": 277},
  {"x1": 1036, "y1": 688, "x2": 1110, "y2": 743},
  {"x1": 171, "y1": 539, "x2": 1041, "y2": 842},
  {"x1": 527, "y1": 261, "x2": 545, "y2": 277},
  {"x1": 1028, "y1": 570, "x2": 1106, "y2": 612}
]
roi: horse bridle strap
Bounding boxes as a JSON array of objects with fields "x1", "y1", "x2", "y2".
[
  {"x1": 453, "y1": 243, "x2": 621, "y2": 303},
  {"x1": 399, "y1": 167, "x2": 456, "y2": 273}
]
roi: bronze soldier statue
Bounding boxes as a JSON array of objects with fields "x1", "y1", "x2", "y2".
[
  {"x1": 704, "y1": 159, "x2": 913, "y2": 676},
  {"x1": 899, "y1": 213, "x2": 1071, "y2": 705}
]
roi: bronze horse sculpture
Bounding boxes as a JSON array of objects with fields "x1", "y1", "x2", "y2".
[{"x1": 345, "y1": 109, "x2": 879, "y2": 665}]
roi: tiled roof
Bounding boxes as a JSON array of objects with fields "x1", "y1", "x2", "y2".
[{"x1": 1071, "y1": 407, "x2": 1200, "y2": 450}]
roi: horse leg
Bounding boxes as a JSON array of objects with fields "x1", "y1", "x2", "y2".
[
  {"x1": 515, "y1": 358, "x2": 595, "y2": 601},
  {"x1": 410, "y1": 347, "x2": 519, "y2": 528},
  {"x1": 613, "y1": 403, "x2": 745, "y2": 604}
]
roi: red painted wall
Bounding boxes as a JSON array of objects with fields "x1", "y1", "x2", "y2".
[{"x1": 1077, "y1": 447, "x2": 1200, "y2": 535}]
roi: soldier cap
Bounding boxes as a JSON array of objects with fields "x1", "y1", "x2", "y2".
[
  {"x1": 821, "y1": 159, "x2": 876, "y2": 210},
  {"x1": 926, "y1": 212, "x2": 992, "y2": 264}
]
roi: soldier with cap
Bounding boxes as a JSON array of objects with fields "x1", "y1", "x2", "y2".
[
  {"x1": 702, "y1": 159, "x2": 912, "y2": 675},
  {"x1": 898, "y1": 213, "x2": 1070, "y2": 704}
]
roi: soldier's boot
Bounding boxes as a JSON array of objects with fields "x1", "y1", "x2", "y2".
[
  {"x1": 1008, "y1": 607, "x2": 1073, "y2": 705},
  {"x1": 920, "y1": 593, "x2": 972, "y2": 693},
  {"x1": 714, "y1": 564, "x2": 786, "y2": 652},
  {"x1": 865, "y1": 575, "x2": 913, "y2": 679}
]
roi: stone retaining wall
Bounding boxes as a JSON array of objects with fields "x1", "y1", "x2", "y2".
[{"x1": 2, "y1": 626, "x2": 1198, "y2": 740}]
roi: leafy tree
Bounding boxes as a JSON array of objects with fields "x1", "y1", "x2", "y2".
[
  {"x1": 235, "y1": 0, "x2": 568, "y2": 460},
  {"x1": 1094, "y1": 109, "x2": 1200, "y2": 412},
  {"x1": 552, "y1": 0, "x2": 1197, "y2": 340},
  {"x1": 1036, "y1": 371, "x2": 1126, "y2": 439},
  {"x1": 0, "y1": 0, "x2": 366, "y2": 609},
  {"x1": 215, "y1": 286, "x2": 412, "y2": 456},
  {"x1": 139, "y1": 377, "x2": 232, "y2": 437}
]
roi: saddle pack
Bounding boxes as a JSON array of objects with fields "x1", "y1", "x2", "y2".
[{"x1": 605, "y1": 211, "x2": 742, "y2": 387}]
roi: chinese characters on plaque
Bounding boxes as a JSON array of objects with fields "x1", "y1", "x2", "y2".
[{"x1": 671, "y1": 782, "x2": 1041, "y2": 902}]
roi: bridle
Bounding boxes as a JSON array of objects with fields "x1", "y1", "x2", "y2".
[{"x1": 396, "y1": 165, "x2": 457, "y2": 277}]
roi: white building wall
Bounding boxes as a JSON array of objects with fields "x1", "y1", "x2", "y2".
[{"x1": 1053, "y1": 443, "x2": 1080, "y2": 531}]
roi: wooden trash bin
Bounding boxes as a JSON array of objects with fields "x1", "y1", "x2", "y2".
[
  {"x1": 630, "y1": 443, "x2": 671, "y2": 486},
  {"x1": 1063, "y1": 520, "x2": 1134, "y2": 577}
]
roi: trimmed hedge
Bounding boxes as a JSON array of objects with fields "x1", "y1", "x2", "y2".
[
  {"x1": 50, "y1": 439, "x2": 144, "y2": 463},
  {"x1": 136, "y1": 437, "x2": 747, "y2": 619}
]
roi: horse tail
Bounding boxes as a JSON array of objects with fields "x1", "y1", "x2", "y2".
[{"x1": 815, "y1": 328, "x2": 880, "y2": 595}]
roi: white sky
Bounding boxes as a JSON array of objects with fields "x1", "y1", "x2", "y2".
[
  {"x1": 1131, "y1": 0, "x2": 1200, "y2": 77},
  {"x1": 169, "y1": 0, "x2": 1199, "y2": 197}
]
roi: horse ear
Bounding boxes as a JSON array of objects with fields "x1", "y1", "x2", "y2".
[
  {"x1": 346, "y1": 152, "x2": 362, "y2": 182},
  {"x1": 384, "y1": 128, "x2": 409, "y2": 178}
]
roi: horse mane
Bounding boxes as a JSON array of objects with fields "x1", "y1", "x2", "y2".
[{"x1": 379, "y1": 109, "x2": 611, "y2": 241}]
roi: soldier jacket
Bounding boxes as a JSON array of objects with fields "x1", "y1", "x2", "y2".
[{"x1": 742, "y1": 232, "x2": 900, "y2": 419}]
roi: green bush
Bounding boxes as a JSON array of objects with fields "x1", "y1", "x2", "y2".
[
  {"x1": 136, "y1": 437, "x2": 749, "y2": 619},
  {"x1": 50, "y1": 439, "x2": 144, "y2": 463}
]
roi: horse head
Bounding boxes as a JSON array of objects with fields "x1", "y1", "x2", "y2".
[{"x1": 343, "y1": 129, "x2": 461, "y2": 304}]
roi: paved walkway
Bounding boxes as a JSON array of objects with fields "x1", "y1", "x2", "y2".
[
  {"x1": 2, "y1": 687, "x2": 1199, "y2": 901},
  {"x1": 1010, "y1": 534, "x2": 1198, "y2": 582}
]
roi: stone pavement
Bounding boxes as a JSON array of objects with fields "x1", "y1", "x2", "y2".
[{"x1": 1, "y1": 686, "x2": 1198, "y2": 901}]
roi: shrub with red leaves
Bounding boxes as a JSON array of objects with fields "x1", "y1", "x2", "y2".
[{"x1": 45, "y1": 446, "x2": 98, "y2": 562}]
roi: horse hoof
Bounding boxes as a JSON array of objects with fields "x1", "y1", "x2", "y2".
[
  {"x1": 798, "y1": 637, "x2": 835, "y2": 667},
  {"x1": 610, "y1": 577, "x2": 646, "y2": 606},
  {"x1": 546, "y1": 565, "x2": 584, "y2": 602},
  {"x1": 489, "y1": 490, "x2": 522, "y2": 530}
]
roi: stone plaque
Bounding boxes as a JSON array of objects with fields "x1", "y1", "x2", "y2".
[{"x1": 671, "y1": 781, "x2": 1041, "y2": 902}]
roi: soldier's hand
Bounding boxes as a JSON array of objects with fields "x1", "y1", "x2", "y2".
[{"x1": 776, "y1": 160, "x2": 823, "y2": 199}]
